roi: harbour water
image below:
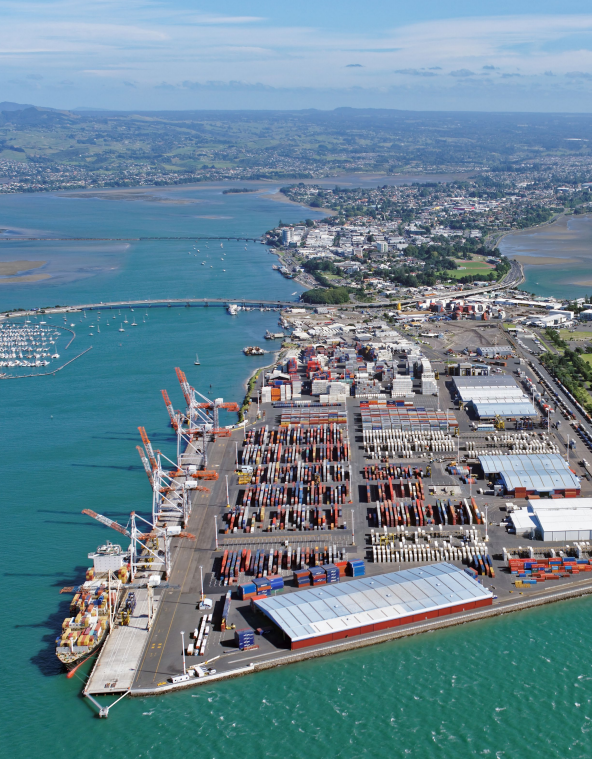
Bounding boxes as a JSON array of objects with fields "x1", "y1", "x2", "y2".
[
  {"x1": 500, "y1": 213, "x2": 592, "y2": 300},
  {"x1": 2, "y1": 186, "x2": 592, "y2": 757}
]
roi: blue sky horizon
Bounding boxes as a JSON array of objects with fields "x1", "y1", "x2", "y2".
[{"x1": 6, "y1": 1, "x2": 592, "y2": 112}]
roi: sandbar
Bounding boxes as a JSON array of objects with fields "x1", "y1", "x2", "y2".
[
  {"x1": 0, "y1": 273, "x2": 50, "y2": 284},
  {"x1": 0, "y1": 260, "x2": 46, "y2": 276}
]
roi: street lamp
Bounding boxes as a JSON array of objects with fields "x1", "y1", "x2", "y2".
[
  {"x1": 181, "y1": 631, "x2": 186, "y2": 675},
  {"x1": 351, "y1": 508, "x2": 355, "y2": 546},
  {"x1": 214, "y1": 515, "x2": 218, "y2": 550},
  {"x1": 484, "y1": 504, "x2": 489, "y2": 542},
  {"x1": 226, "y1": 474, "x2": 230, "y2": 508}
]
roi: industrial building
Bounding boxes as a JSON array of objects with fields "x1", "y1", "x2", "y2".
[
  {"x1": 476, "y1": 346, "x2": 513, "y2": 358},
  {"x1": 479, "y1": 453, "x2": 580, "y2": 497},
  {"x1": 253, "y1": 563, "x2": 492, "y2": 650},
  {"x1": 453, "y1": 375, "x2": 537, "y2": 419},
  {"x1": 509, "y1": 498, "x2": 592, "y2": 541}
]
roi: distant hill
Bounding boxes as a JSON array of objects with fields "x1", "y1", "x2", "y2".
[
  {"x1": 0, "y1": 101, "x2": 37, "y2": 112},
  {"x1": 0, "y1": 106, "x2": 76, "y2": 126}
]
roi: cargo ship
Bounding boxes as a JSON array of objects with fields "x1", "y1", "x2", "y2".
[
  {"x1": 55, "y1": 542, "x2": 127, "y2": 670},
  {"x1": 243, "y1": 346, "x2": 265, "y2": 356}
]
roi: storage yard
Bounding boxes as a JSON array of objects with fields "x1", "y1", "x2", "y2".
[{"x1": 68, "y1": 315, "x2": 592, "y2": 715}]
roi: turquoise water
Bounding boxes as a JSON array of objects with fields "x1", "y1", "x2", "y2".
[{"x1": 2, "y1": 187, "x2": 592, "y2": 757}]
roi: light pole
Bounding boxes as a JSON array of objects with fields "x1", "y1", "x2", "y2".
[
  {"x1": 567, "y1": 435, "x2": 570, "y2": 463},
  {"x1": 200, "y1": 565, "x2": 204, "y2": 604},
  {"x1": 485, "y1": 504, "x2": 489, "y2": 542},
  {"x1": 235, "y1": 441, "x2": 239, "y2": 469},
  {"x1": 226, "y1": 474, "x2": 230, "y2": 508},
  {"x1": 351, "y1": 508, "x2": 355, "y2": 546},
  {"x1": 181, "y1": 631, "x2": 186, "y2": 675},
  {"x1": 214, "y1": 515, "x2": 218, "y2": 550}
]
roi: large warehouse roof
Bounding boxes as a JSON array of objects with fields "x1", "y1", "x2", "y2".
[
  {"x1": 479, "y1": 454, "x2": 580, "y2": 492},
  {"x1": 453, "y1": 375, "x2": 521, "y2": 396},
  {"x1": 253, "y1": 563, "x2": 492, "y2": 643}
]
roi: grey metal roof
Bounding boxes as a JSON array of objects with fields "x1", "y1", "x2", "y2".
[
  {"x1": 473, "y1": 400, "x2": 537, "y2": 418},
  {"x1": 479, "y1": 454, "x2": 580, "y2": 492},
  {"x1": 253, "y1": 563, "x2": 491, "y2": 642},
  {"x1": 453, "y1": 376, "x2": 519, "y2": 390}
]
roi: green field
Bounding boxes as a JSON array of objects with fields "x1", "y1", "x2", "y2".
[
  {"x1": 445, "y1": 260, "x2": 495, "y2": 279},
  {"x1": 560, "y1": 330, "x2": 592, "y2": 340}
]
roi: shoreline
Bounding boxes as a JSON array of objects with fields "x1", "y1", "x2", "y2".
[
  {"x1": 130, "y1": 576, "x2": 592, "y2": 698},
  {"x1": 256, "y1": 189, "x2": 337, "y2": 217}
]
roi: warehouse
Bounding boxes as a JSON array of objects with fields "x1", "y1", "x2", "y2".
[
  {"x1": 253, "y1": 563, "x2": 492, "y2": 650},
  {"x1": 479, "y1": 454, "x2": 580, "y2": 497},
  {"x1": 453, "y1": 375, "x2": 537, "y2": 419},
  {"x1": 530, "y1": 498, "x2": 592, "y2": 541},
  {"x1": 509, "y1": 499, "x2": 592, "y2": 541}
]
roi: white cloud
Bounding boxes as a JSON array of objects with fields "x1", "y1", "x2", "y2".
[{"x1": 4, "y1": 6, "x2": 592, "y2": 107}]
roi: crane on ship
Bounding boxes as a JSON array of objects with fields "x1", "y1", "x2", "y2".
[{"x1": 81, "y1": 509, "x2": 195, "y2": 581}]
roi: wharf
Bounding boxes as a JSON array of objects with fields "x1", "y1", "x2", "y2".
[{"x1": 85, "y1": 589, "x2": 159, "y2": 695}]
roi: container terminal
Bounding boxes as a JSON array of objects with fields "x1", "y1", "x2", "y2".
[{"x1": 57, "y1": 312, "x2": 592, "y2": 717}]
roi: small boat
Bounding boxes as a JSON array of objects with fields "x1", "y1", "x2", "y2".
[
  {"x1": 119, "y1": 324, "x2": 125, "y2": 332},
  {"x1": 194, "y1": 353, "x2": 200, "y2": 365},
  {"x1": 97, "y1": 326, "x2": 100, "y2": 333},
  {"x1": 201, "y1": 262, "x2": 206, "y2": 265},
  {"x1": 131, "y1": 320, "x2": 137, "y2": 326}
]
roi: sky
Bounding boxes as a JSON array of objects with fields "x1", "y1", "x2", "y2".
[{"x1": 5, "y1": 1, "x2": 592, "y2": 111}]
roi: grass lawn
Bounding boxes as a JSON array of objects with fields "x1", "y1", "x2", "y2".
[
  {"x1": 445, "y1": 260, "x2": 495, "y2": 279},
  {"x1": 580, "y1": 354, "x2": 592, "y2": 365},
  {"x1": 560, "y1": 330, "x2": 592, "y2": 340}
]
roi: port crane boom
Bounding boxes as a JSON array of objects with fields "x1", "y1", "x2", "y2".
[
  {"x1": 136, "y1": 445, "x2": 155, "y2": 487},
  {"x1": 81, "y1": 509, "x2": 131, "y2": 538},
  {"x1": 161, "y1": 389, "x2": 179, "y2": 430},
  {"x1": 138, "y1": 426, "x2": 157, "y2": 470}
]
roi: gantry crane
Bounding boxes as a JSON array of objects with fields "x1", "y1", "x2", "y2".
[
  {"x1": 174, "y1": 366, "x2": 239, "y2": 436},
  {"x1": 137, "y1": 428, "x2": 210, "y2": 527}
]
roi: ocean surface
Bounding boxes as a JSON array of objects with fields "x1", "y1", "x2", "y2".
[
  {"x1": 500, "y1": 214, "x2": 592, "y2": 300},
  {"x1": 2, "y1": 185, "x2": 592, "y2": 758}
]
